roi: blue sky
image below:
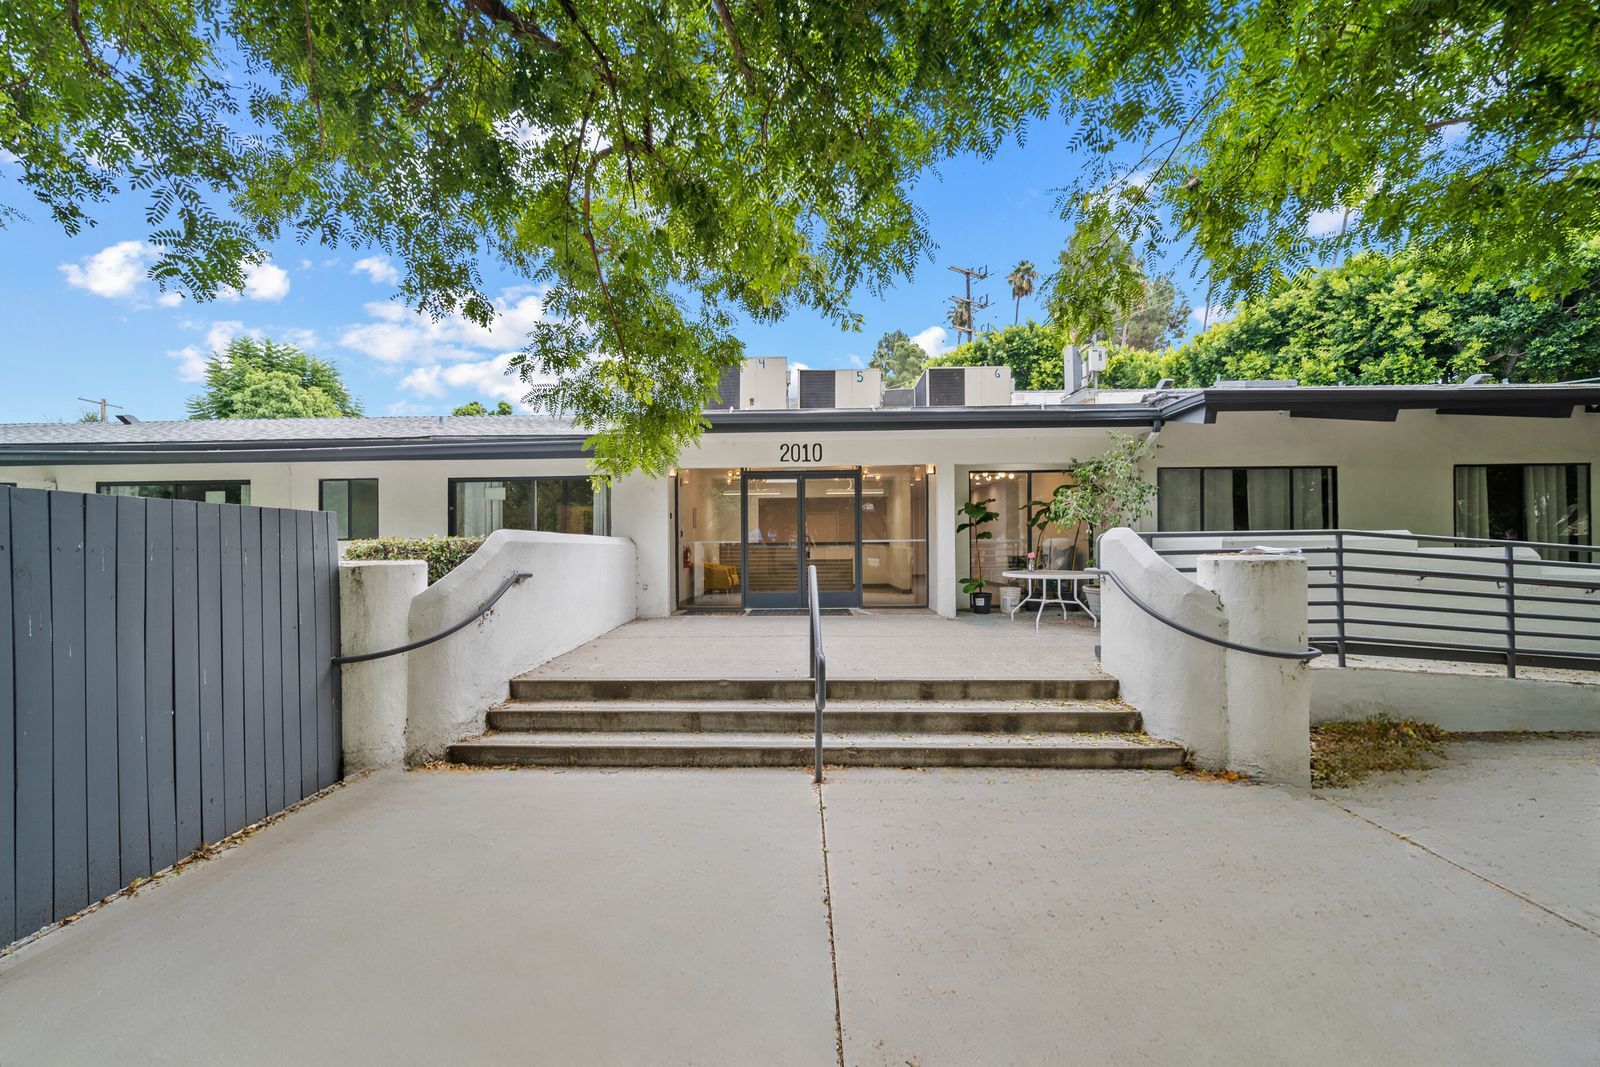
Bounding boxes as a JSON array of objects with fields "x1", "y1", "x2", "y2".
[{"x1": 0, "y1": 121, "x2": 1212, "y2": 424}]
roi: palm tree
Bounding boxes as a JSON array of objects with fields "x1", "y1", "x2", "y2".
[{"x1": 1007, "y1": 259, "x2": 1038, "y2": 324}]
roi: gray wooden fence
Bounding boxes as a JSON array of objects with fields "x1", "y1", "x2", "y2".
[{"x1": 1, "y1": 487, "x2": 340, "y2": 950}]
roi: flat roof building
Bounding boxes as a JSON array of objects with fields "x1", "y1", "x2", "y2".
[{"x1": 2, "y1": 373, "x2": 1595, "y2": 618}]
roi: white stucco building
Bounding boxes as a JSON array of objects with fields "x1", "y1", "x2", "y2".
[{"x1": 1, "y1": 363, "x2": 1595, "y2": 620}]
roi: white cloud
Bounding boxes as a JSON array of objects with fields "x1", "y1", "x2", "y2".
[
  {"x1": 846, "y1": 353, "x2": 864, "y2": 368},
  {"x1": 156, "y1": 291, "x2": 185, "y2": 308},
  {"x1": 352, "y1": 256, "x2": 401, "y2": 285},
  {"x1": 1306, "y1": 207, "x2": 1353, "y2": 238},
  {"x1": 205, "y1": 319, "x2": 253, "y2": 351},
  {"x1": 215, "y1": 259, "x2": 291, "y2": 303},
  {"x1": 399, "y1": 353, "x2": 542, "y2": 407},
  {"x1": 910, "y1": 325, "x2": 951, "y2": 359},
  {"x1": 785, "y1": 359, "x2": 809, "y2": 399},
  {"x1": 59, "y1": 241, "x2": 157, "y2": 299},
  {"x1": 339, "y1": 287, "x2": 549, "y2": 365},
  {"x1": 280, "y1": 327, "x2": 321, "y2": 350},
  {"x1": 167, "y1": 345, "x2": 211, "y2": 382}
]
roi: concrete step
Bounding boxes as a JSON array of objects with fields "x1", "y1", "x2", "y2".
[
  {"x1": 487, "y1": 700, "x2": 1142, "y2": 734},
  {"x1": 448, "y1": 731, "x2": 1183, "y2": 770},
  {"x1": 508, "y1": 676, "x2": 1120, "y2": 703}
]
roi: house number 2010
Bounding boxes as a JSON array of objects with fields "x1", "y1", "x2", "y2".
[{"x1": 780, "y1": 442, "x2": 822, "y2": 463}]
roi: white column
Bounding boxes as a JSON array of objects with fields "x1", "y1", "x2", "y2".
[
  {"x1": 1197, "y1": 553, "x2": 1311, "y2": 787},
  {"x1": 338, "y1": 560, "x2": 427, "y2": 770},
  {"x1": 932, "y1": 466, "x2": 958, "y2": 618},
  {"x1": 610, "y1": 473, "x2": 673, "y2": 617}
]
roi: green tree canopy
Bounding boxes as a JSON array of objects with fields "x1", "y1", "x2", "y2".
[
  {"x1": 187, "y1": 337, "x2": 363, "y2": 420},
  {"x1": 1045, "y1": 213, "x2": 1146, "y2": 347},
  {"x1": 868, "y1": 330, "x2": 928, "y2": 389},
  {"x1": 1057, "y1": 0, "x2": 1599, "y2": 302},
  {"x1": 1098, "y1": 247, "x2": 1600, "y2": 389},
  {"x1": 928, "y1": 322, "x2": 1065, "y2": 390},
  {"x1": 1114, "y1": 275, "x2": 1191, "y2": 351},
  {"x1": 3, "y1": 1, "x2": 1069, "y2": 477},
  {"x1": 452, "y1": 400, "x2": 516, "y2": 416}
]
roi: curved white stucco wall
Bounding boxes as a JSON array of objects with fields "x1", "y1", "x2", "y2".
[
  {"x1": 1099, "y1": 529, "x2": 1230, "y2": 767},
  {"x1": 404, "y1": 530, "x2": 636, "y2": 762}
]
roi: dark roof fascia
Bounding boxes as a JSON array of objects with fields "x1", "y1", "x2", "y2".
[
  {"x1": 0, "y1": 435, "x2": 594, "y2": 466},
  {"x1": 1194, "y1": 385, "x2": 1600, "y2": 424},
  {"x1": 704, "y1": 405, "x2": 1166, "y2": 433}
]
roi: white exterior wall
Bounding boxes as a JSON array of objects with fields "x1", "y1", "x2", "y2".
[
  {"x1": 2, "y1": 405, "x2": 1594, "y2": 620},
  {"x1": 1311, "y1": 667, "x2": 1598, "y2": 732}
]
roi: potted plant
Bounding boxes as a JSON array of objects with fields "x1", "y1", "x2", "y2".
[
  {"x1": 957, "y1": 496, "x2": 1000, "y2": 613},
  {"x1": 1043, "y1": 432, "x2": 1159, "y2": 615}
]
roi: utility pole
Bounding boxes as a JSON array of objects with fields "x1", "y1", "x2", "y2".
[
  {"x1": 946, "y1": 264, "x2": 991, "y2": 344},
  {"x1": 77, "y1": 396, "x2": 124, "y2": 422}
]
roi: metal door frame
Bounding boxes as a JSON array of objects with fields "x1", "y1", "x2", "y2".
[{"x1": 740, "y1": 469, "x2": 862, "y2": 609}]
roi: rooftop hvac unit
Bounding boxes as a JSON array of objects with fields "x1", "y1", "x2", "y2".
[
  {"x1": 912, "y1": 365, "x2": 1014, "y2": 406},
  {"x1": 737, "y1": 356, "x2": 788, "y2": 409},
  {"x1": 797, "y1": 368, "x2": 884, "y2": 408}
]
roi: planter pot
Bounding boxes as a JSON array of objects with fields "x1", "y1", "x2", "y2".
[
  {"x1": 1083, "y1": 584, "x2": 1101, "y2": 617},
  {"x1": 971, "y1": 591, "x2": 993, "y2": 614}
]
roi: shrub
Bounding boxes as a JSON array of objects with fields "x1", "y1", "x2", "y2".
[{"x1": 342, "y1": 536, "x2": 485, "y2": 584}]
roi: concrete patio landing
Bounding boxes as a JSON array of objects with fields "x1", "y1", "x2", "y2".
[
  {"x1": 2, "y1": 738, "x2": 1594, "y2": 1064},
  {"x1": 522, "y1": 610, "x2": 1106, "y2": 680}
]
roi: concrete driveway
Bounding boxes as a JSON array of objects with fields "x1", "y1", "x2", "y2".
[{"x1": 2, "y1": 738, "x2": 1596, "y2": 1065}]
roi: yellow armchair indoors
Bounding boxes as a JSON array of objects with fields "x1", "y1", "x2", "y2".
[{"x1": 702, "y1": 560, "x2": 741, "y2": 592}]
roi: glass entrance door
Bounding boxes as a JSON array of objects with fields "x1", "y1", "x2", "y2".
[{"x1": 741, "y1": 471, "x2": 861, "y2": 608}]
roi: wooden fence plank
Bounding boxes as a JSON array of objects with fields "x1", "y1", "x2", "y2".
[
  {"x1": 196, "y1": 504, "x2": 224, "y2": 844},
  {"x1": 144, "y1": 501, "x2": 177, "y2": 871},
  {"x1": 10, "y1": 489, "x2": 53, "y2": 937},
  {"x1": 295, "y1": 511, "x2": 318, "y2": 799},
  {"x1": 241, "y1": 507, "x2": 266, "y2": 825},
  {"x1": 260, "y1": 511, "x2": 285, "y2": 814},
  {"x1": 171, "y1": 500, "x2": 202, "y2": 856},
  {"x1": 114, "y1": 496, "x2": 151, "y2": 883},
  {"x1": 279, "y1": 511, "x2": 303, "y2": 803},
  {"x1": 220, "y1": 506, "x2": 246, "y2": 835},
  {"x1": 314, "y1": 513, "x2": 339, "y2": 789},
  {"x1": 83, "y1": 493, "x2": 121, "y2": 902},
  {"x1": 0, "y1": 488, "x2": 16, "y2": 947},
  {"x1": 49, "y1": 492, "x2": 88, "y2": 919}
]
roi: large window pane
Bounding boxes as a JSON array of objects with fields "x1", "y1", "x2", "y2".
[
  {"x1": 1157, "y1": 467, "x2": 1335, "y2": 532},
  {"x1": 1454, "y1": 463, "x2": 1591, "y2": 558},
  {"x1": 99, "y1": 481, "x2": 250, "y2": 505},
  {"x1": 862, "y1": 465, "x2": 928, "y2": 606},
  {"x1": 676, "y1": 469, "x2": 743, "y2": 608},
  {"x1": 451, "y1": 479, "x2": 532, "y2": 536},
  {"x1": 321, "y1": 478, "x2": 379, "y2": 539}
]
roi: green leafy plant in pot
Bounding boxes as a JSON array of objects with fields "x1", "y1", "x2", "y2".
[
  {"x1": 957, "y1": 497, "x2": 1000, "y2": 613},
  {"x1": 1044, "y1": 433, "x2": 1159, "y2": 609}
]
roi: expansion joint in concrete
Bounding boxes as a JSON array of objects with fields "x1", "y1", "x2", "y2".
[
  {"x1": 1319, "y1": 796, "x2": 1599, "y2": 939},
  {"x1": 815, "y1": 780, "x2": 846, "y2": 1067}
]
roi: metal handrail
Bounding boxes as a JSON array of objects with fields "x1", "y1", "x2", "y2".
[
  {"x1": 1135, "y1": 529, "x2": 1600, "y2": 677},
  {"x1": 1089, "y1": 567, "x2": 1322, "y2": 662},
  {"x1": 806, "y1": 564, "x2": 826, "y2": 784},
  {"x1": 332, "y1": 571, "x2": 532, "y2": 665}
]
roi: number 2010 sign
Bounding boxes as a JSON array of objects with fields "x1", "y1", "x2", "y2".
[{"x1": 779, "y1": 442, "x2": 822, "y2": 463}]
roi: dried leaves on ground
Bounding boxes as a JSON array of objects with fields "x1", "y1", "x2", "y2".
[{"x1": 1312, "y1": 715, "x2": 1448, "y2": 788}]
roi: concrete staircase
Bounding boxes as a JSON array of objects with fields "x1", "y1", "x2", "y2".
[{"x1": 446, "y1": 675, "x2": 1185, "y2": 770}]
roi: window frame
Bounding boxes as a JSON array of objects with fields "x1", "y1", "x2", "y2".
[
  {"x1": 96, "y1": 480, "x2": 252, "y2": 505},
  {"x1": 319, "y1": 477, "x2": 381, "y2": 540},
  {"x1": 1155, "y1": 465, "x2": 1339, "y2": 532},
  {"x1": 446, "y1": 476, "x2": 609, "y2": 537},
  {"x1": 1451, "y1": 462, "x2": 1593, "y2": 546}
]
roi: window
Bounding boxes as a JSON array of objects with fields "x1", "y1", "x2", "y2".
[
  {"x1": 1455, "y1": 464, "x2": 1591, "y2": 556},
  {"x1": 99, "y1": 481, "x2": 251, "y2": 505},
  {"x1": 967, "y1": 471, "x2": 1089, "y2": 590},
  {"x1": 320, "y1": 478, "x2": 380, "y2": 540},
  {"x1": 448, "y1": 477, "x2": 610, "y2": 536},
  {"x1": 1157, "y1": 467, "x2": 1336, "y2": 531}
]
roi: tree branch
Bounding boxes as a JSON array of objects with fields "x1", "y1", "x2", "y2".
[
  {"x1": 710, "y1": 0, "x2": 758, "y2": 91},
  {"x1": 459, "y1": 0, "x2": 563, "y2": 52}
]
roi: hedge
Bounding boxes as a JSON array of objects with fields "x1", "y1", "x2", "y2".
[{"x1": 342, "y1": 536, "x2": 486, "y2": 584}]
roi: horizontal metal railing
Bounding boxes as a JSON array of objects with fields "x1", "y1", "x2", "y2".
[
  {"x1": 1136, "y1": 530, "x2": 1599, "y2": 678},
  {"x1": 807, "y1": 564, "x2": 826, "y2": 784}
]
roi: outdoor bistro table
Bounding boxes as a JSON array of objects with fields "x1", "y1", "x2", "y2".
[{"x1": 1001, "y1": 569, "x2": 1099, "y2": 630}]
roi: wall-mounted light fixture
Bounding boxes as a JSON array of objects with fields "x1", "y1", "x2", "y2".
[{"x1": 925, "y1": 464, "x2": 936, "y2": 476}]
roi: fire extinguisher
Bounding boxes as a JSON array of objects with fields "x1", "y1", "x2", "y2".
[{"x1": 682, "y1": 547, "x2": 692, "y2": 570}]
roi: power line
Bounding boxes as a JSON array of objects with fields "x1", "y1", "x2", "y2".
[
  {"x1": 946, "y1": 265, "x2": 991, "y2": 344},
  {"x1": 77, "y1": 396, "x2": 124, "y2": 422}
]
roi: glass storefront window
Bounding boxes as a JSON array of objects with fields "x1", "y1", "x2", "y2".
[
  {"x1": 320, "y1": 478, "x2": 379, "y2": 539},
  {"x1": 1156, "y1": 467, "x2": 1337, "y2": 531},
  {"x1": 861, "y1": 466, "x2": 928, "y2": 607},
  {"x1": 966, "y1": 471, "x2": 1086, "y2": 589},
  {"x1": 676, "y1": 469, "x2": 745, "y2": 608},
  {"x1": 449, "y1": 477, "x2": 608, "y2": 537}
]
